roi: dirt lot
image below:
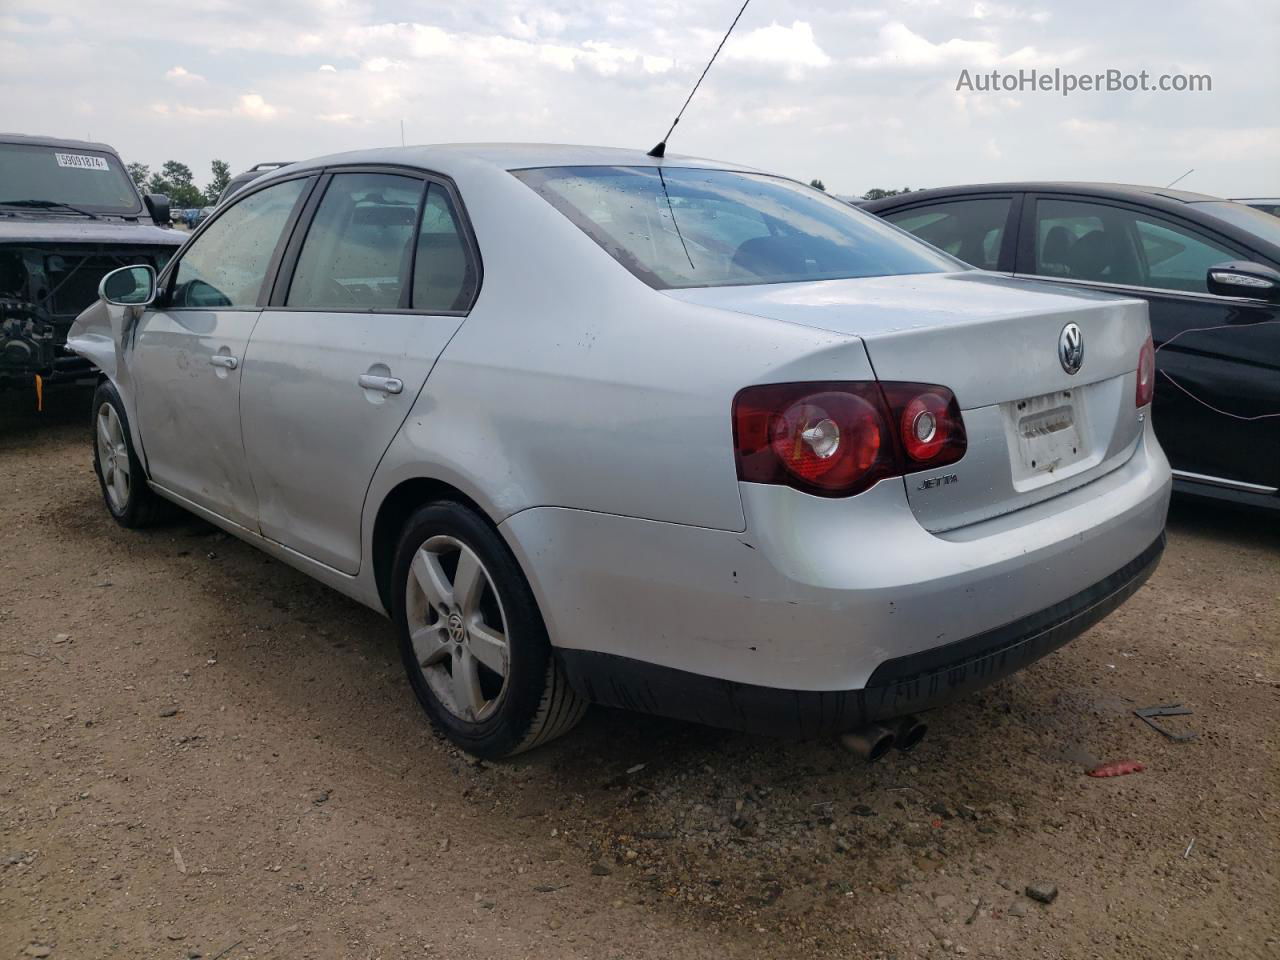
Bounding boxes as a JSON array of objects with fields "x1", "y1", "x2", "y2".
[{"x1": 2, "y1": 387, "x2": 1277, "y2": 960}]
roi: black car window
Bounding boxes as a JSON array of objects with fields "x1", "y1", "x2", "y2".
[
  {"x1": 1133, "y1": 217, "x2": 1238, "y2": 294},
  {"x1": 171, "y1": 178, "x2": 306, "y2": 309},
  {"x1": 885, "y1": 197, "x2": 1011, "y2": 269},
  {"x1": 412, "y1": 184, "x2": 478, "y2": 312},
  {"x1": 1032, "y1": 198, "x2": 1144, "y2": 286},
  {"x1": 287, "y1": 173, "x2": 425, "y2": 311}
]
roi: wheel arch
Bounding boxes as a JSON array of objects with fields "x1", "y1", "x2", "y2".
[{"x1": 370, "y1": 476, "x2": 497, "y2": 615}]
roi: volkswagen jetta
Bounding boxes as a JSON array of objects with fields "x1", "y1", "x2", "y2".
[{"x1": 70, "y1": 145, "x2": 1171, "y2": 758}]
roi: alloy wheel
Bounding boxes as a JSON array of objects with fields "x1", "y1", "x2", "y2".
[
  {"x1": 96, "y1": 401, "x2": 130, "y2": 513},
  {"x1": 404, "y1": 534, "x2": 511, "y2": 723}
]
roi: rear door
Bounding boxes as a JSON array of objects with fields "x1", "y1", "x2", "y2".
[
  {"x1": 132, "y1": 176, "x2": 311, "y2": 527},
  {"x1": 1015, "y1": 194, "x2": 1280, "y2": 492},
  {"x1": 879, "y1": 194, "x2": 1021, "y2": 272},
  {"x1": 239, "y1": 168, "x2": 481, "y2": 574}
]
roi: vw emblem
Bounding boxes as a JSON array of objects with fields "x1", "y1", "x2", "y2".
[
  {"x1": 1058, "y1": 322, "x2": 1084, "y2": 375},
  {"x1": 446, "y1": 612, "x2": 465, "y2": 644}
]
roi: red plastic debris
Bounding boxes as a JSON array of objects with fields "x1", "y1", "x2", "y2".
[{"x1": 1087, "y1": 760, "x2": 1145, "y2": 778}]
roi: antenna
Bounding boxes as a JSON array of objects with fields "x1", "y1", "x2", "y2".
[
  {"x1": 400, "y1": 119, "x2": 405, "y2": 147},
  {"x1": 1166, "y1": 168, "x2": 1194, "y2": 188},
  {"x1": 647, "y1": 0, "x2": 752, "y2": 158}
]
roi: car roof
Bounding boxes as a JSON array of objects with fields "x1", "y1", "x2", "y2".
[
  {"x1": 860, "y1": 180, "x2": 1280, "y2": 262},
  {"x1": 0, "y1": 131, "x2": 123, "y2": 156},
  {"x1": 860, "y1": 181, "x2": 1223, "y2": 210},
  {"x1": 270, "y1": 142, "x2": 758, "y2": 177}
]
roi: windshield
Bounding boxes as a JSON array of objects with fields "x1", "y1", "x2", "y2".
[
  {"x1": 0, "y1": 142, "x2": 141, "y2": 214},
  {"x1": 513, "y1": 165, "x2": 959, "y2": 289},
  {"x1": 1194, "y1": 201, "x2": 1280, "y2": 249}
]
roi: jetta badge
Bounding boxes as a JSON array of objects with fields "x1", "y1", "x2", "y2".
[{"x1": 1058, "y1": 322, "x2": 1084, "y2": 375}]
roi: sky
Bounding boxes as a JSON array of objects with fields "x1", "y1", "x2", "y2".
[{"x1": 0, "y1": 0, "x2": 1276, "y2": 198}]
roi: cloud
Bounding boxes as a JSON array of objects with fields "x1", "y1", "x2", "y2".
[
  {"x1": 164, "y1": 65, "x2": 205, "y2": 85},
  {"x1": 854, "y1": 21, "x2": 1036, "y2": 68},
  {"x1": 235, "y1": 93, "x2": 278, "y2": 120},
  {"x1": 725, "y1": 21, "x2": 832, "y2": 70}
]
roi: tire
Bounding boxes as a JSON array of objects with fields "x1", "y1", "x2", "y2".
[
  {"x1": 91, "y1": 380, "x2": 175, "y2": 528},
  {"x1": 391, "y1": 501, "x2": 587, "y2": 758}
]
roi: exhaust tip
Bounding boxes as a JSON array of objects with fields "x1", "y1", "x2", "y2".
[
  {"x1": 894, "y1": 716, "x2": 928, "y2": 753},
  {"x1": 839, "y1": 725, "x2": 896, "y2": 763}
]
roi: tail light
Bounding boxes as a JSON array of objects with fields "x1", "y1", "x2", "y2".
[
  {"x1": 733, "y1": 381, "x2": 967, "y2": 497},
  {"x1": 1135, "y1": 336, "x2": 1155, "y2": 407}
]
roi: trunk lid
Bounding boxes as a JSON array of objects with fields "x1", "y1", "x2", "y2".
[{"x1": 666, "y1": 271, "x2": 1150, "y2": 530}]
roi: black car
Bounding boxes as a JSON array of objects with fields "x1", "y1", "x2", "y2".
[
  {"x1": 0, "y1": 133, "x2": 183, "y2": 392},
  {"x1": 1234, "y1": 198, "x2": 1280, "y2": 218},
  {"x1": 862, "y1": 182, "x2": 1280, "y2": 510},
  {"x1": 217, "y1": 162, "x2": 293, "y2": 205}
]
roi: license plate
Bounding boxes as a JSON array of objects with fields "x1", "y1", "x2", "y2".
[{"x1": 1006, "y1": 389, "x2": 1087, "y2": 477}]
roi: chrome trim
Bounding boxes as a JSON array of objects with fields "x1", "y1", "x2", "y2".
[
  {"x1": 1013, "y1": 273, "x2": 1271, "y2": 304},
  {"x1": 1171, "y1": 469, "x2": 1278, "y2": 494}
]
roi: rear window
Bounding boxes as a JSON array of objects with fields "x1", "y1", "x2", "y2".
[
  {"x1": 0, "y1": 142, "x2": 141, "y2": 214},
  {"x1": 1195, "y1": 201, "x2": 1280, "y2": 248},
  {"x1": 513, "y1": 166, "x2": 957, "y2": 289}
]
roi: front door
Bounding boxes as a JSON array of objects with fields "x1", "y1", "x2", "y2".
[
  {"x1": 240, "y1": 171, "x2": 480, "y2": 574},
  {"x1": 1016, "y1": 195, "x2": 1280, "y2": 491},
  {"x1": 132, "y1": 177, "x2": 310, "y2": 527}
]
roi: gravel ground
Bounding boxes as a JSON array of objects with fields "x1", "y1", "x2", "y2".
[{"x1": 2, "y1": 387, "x2": 1277, "y2": 960}]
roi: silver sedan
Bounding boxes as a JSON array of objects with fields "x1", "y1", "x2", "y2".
[{"x1": 71, "y1": 144, "x2": 1171, "y2": 759}]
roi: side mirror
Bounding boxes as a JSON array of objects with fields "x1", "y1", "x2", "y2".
[
  {"x1": 100, "y1": 265, "x2": 157, "y2": 307},
  {"x1": 144, "y1": 193, "x2": 172, "y2": 225},
  {"x1": 1206, "y1": 260, "x2": 1280, "y2": 303}
]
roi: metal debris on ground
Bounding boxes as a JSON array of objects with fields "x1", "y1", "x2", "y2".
[{"x1": 1134, "y1": 703, "x2": 1197, "y2": 742}]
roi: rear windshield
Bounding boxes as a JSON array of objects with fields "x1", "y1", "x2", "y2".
[
  {"x1": 513, "y1": 165, "x2": 958, "y2": 289},
  {"x1": 0, "y1": 142, "x2": 141, "y2": 214},
  {"x1": 1194, "y1": 200, "x2": 1280, "y2": 248}
]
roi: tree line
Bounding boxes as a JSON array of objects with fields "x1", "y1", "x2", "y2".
[
  {"x1": 809, "y1": 180, "x2": 920, "y2": 200},
  {"x1": 126, "y1": 160, "x2": 232, "y2": 208}
]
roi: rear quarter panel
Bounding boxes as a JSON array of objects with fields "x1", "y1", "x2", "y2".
[{"x1": 363, "y1": 161, "x2": 874, "y2": 538}]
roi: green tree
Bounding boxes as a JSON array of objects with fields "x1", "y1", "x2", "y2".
[
  {"x1": 808, "y1": 178, "x2": 826, "y2": 192},
  {"x1": 147, "y1": 160, "x2": 203, "y2": 207},
  {"x1": 861, "y1": 187, "x2": 918, "y2": 200},
  {"x1": 126, "y1": 162, "x2": 150, "y2": 189},
  {"x1": 204, "y1": 159, "x2": 231, "y2": 205}
]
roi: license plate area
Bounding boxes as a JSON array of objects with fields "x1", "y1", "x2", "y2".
[{"x1": 1003, "y1": 388, "x2": 1089, "y2": 486}]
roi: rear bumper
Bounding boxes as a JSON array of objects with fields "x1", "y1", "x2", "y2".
[
  {"x1": 502, "y1": 420, "x2": 1171, "y2": 732},
  {"x1": 558, "y1": 533, "x2": 1163, "y2": 736}
]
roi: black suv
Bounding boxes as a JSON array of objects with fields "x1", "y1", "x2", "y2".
[{"x1": 0, "y1": 133, "x2": 183, "y2": 390}]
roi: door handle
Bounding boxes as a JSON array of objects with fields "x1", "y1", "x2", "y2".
[
  {"x1": 358, "y1": 374, "x2": 403, "y2": 395},
  {"x1": 209, "y1": 355, "x2": 238, "y2": 370}
]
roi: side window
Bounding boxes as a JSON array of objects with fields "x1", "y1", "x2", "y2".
[
  {"x1": 171, "y1": 179, "x2": 305, "y2": 308},
  {"x1": 287, "y1": 173, "x2": 425, "y2": 310},
  {"x1": 412, "y1": 185, "x2": 478, "y2": 312},
  {"x1": 1033, "y1": 198, "x2": 1142, "y2": 285},
  {"x1": 886, "y1": 198, "x2": 1011, "y2": 269},
  {"x1": 1134, "y1": 217, "x2": 1238, "y2": 294}
]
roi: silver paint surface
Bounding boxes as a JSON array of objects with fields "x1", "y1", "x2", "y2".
[{"x1": 67, "y1": 144, "x2": 1172, "y2": 694}]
